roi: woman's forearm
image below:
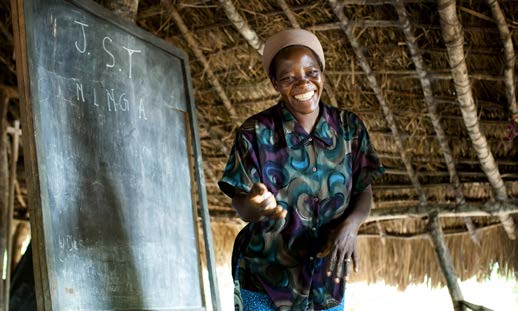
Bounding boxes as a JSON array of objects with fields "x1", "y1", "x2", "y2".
[{"x1": 343, "y1": 185, "x2": 372, "y2": 228}]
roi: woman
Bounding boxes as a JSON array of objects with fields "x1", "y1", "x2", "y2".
[{"x1": 218, "y1": 29, "x2": 384, "y2": 311}]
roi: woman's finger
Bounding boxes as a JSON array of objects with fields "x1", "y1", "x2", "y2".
[
  {"x1": 326, "y1": 248, "x2": 338, "y2": 278},
  {"x1": 344, "y1": 256, "x2": 352, "y2": 280}
]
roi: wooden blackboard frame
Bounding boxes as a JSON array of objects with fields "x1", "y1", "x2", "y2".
[{"x1": 10, "y1": 0, "x2": 221, "y2": 310}]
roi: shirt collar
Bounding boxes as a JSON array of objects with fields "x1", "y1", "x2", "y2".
[{"x1": 279, "y1": 101, "x2": 340, "y2": 149}]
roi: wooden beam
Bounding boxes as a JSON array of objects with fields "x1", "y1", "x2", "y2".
[
  {"x1": 378, "y1": 154, "x2": 518, "y2": 167},
  {"x1": 309, "y1": 21, "x2": 504, "y2": 34},
  {"x1": 329, "y1": 0, "x2": 427, "y2": 205},
  {"x1": 167, "y1": 5, "x2": 239, "y2": 125},
  {"x1": 0, "y1": 85, "x2": 18, "y2": 99},
  {"x1": 372, "y1": 180, "x2": 518, "y2": 191},
  {"x1": 0, "y1": 87, "x2": 9, "y2": 311},
  {"x1": 208, "y1": 200, "x2": 518, "y2": 222},
  {"x1": 367, "y1": 200, "x2": 518, "y2": 222},
  {"x1": 326, "y1": 69, "x2": 506, "y2": 82},
  {"x1": 359, "y1": 222, "x2": 501, "y2": 240},
  {"x1": 4, "y1": 121, "x2": 20, "y2": 310},
  {"x1": 486, "y1": 0, "x2": 517, "y2": 124},
  {"x1": 383, "y1": 169, "x2": 518, "y2": 178},
  {"x1": 219, "y1": 0, "x2": 264, "y2": 54},
  {"x1": 428, "y1": 212, "x2": 466, "y2": 311},
  {"x1": 438, "y1": 0, "x2": 515, "y2": 239}
]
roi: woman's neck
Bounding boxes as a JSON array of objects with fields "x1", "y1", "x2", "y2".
[{"x1": 293, "y1": 107, "x2": 320, "y2": 134}]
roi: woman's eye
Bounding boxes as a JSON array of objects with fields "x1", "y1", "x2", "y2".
[
  {"x1": 281, "y1": 76, "x2": 294, "y2": 82},
  {"x1": 308, "y1": 69, "x2": 319, "y2": 76}
]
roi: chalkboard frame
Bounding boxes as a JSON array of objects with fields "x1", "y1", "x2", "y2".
[{"x1": 10, "y1": 0, "x2": 221, "y2": 310}]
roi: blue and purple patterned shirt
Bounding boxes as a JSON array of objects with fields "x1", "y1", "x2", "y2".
[{"x1": 218, "y1": 101, "x2": 384, "y2": 310}]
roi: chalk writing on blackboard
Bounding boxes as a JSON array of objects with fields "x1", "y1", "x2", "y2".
[{"x1": 73, "y1": 20, "x2": 141, "y2": 79}]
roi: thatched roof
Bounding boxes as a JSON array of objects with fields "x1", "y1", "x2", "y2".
[{"x1": 2, "y1": 0, "x2": 518, "y2": 291}]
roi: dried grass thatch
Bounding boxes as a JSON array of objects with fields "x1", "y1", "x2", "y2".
[{"x1": 1, "y1": 0, "x2": 518, "y2": 292}]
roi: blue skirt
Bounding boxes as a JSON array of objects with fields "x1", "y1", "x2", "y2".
[{"x1": 240, "y1": 288, "x2": 345, "y2": 311}]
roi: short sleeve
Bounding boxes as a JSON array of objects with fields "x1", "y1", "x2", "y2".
[
  {"x1": 350, "y1": 115, "x2": 385, "y2": 195},
  {"x1": 218, "y1": 128, "x2": 262, "y2": 198}
]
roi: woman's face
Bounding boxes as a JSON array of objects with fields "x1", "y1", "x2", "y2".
[{"x1": 271, "y1": 46, "x2": 324, "y2": 118}]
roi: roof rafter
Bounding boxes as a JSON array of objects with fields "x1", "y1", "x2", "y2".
[
  {"x1": 328, "y1": 0, "x2": 427, "y2": 205},
  {"x1": 368, "y1": 199, "x2": 518, "y2": 222},
  {"x1": 168, "y1": 5, "x2": 239, "y2": 125},
  {"x1": 438, "y1": 0, "x2": 516, "y2": 240},
  {"x1": 309, "y1": 21, "x2": 507, "y2": 33},
  {"x1": 486, "y1": 0, "x2": 517, "y2": 124},
  {"x1": 393, "y1": 0, "x2": 479, "y2": 244}
]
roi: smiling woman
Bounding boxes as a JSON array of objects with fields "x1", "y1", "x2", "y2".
[{"x1": 218, "y1": 29, "x2": 385, "y2": 311}]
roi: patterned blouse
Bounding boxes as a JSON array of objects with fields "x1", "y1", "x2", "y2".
[{"x1": 218, "y1": 101, "x2": 384, "y2": 310}]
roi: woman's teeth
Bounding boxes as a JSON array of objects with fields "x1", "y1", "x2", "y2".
[{"x1": 294, "y1": 91, "x2": 314, "y2": 101}]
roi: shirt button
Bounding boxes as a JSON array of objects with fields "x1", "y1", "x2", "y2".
[
  {"x1": 312, "y1": 167, "x2": 317, "y2": 172},
  {"x1": 308, "y1": 137, "x2": 313, "y2": 142},
  {"x1": 313, "y1": 197, "x2": 319, "y2": 202},
  {"x1": 312, "y1": 227, "x2": 317, "y2": 232},
  {"x1": 309, "y1": 256, "x2": 314, "y2": 261}
]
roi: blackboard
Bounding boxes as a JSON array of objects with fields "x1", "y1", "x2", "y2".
[{"x1": 11, "y1": 0, "x2": 219, "y2": 310}]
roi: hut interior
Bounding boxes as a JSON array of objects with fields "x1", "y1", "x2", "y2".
[{"x1": 1, "y1": 0, "x2": 518, "y2": 310}]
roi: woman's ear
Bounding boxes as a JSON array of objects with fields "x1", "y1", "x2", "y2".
[{"x1": 270, "y1": 78, "x2": 280, "y2": 92}]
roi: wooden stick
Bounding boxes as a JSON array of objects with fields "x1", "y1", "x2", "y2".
[
  {"x1": 359, "y1": 222, "x2": 502, "y2": 240},
  {"x1": 486, "y1": 0, "x2": 517, "y2": 124},
  {"x1": 394, "y1": 0, "x2": 479, "y2": 245},
  {"x1": 4, "y1": 121, "x2": 20, "y2": 311},
  {"x1": 328, "y1": 0, "x2": 427, "y2": 205},
  {"x1": 0, "y1": 87, "x2": 9, "y2": 311},
  {"x1": 438, "y1": 0, "x2": 515, "y2": 239},
  {"x1": 428, "y1": 212, "x2": 466, "y2": 311},
  {"x1": 167, "y1": 5, "x2": 239, "y2": 124},
  {"x1": 219, "y1": 0, "x2": 264, "y2": 54},
  {"x1": 309, "y1": 21, "x2": 503, "y2": 33},
  {"x1": 367, "y1": 200, "x2": 518, "y2": 222}
]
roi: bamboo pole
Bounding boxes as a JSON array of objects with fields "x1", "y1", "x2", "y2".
[
  {"x1": 438, "y1": 0, "x2": 516, "y2": 240},
  {"x1": 4, "y1": 120, "x2": 20, "y2": 311},
  {"x1": 367, "y1": 199, "x2": 518, "y2": 222},
  {"x1": 486, "y1": 0, "x2": 517, "y2": 125},
  {"x1": 309, "y1": 21, "x2": 503, "y2": 34},
  {"x1": 0, "y1": 91, "x2": 9, "y2": 310},
  {"x1": 328, "y1": 0, "x2": 427, "y2": 205},
  {"x1": 428, "y1": 212, "x2": 466, "y2": 311},
  {"x1": 218, "y1": 0, "x2": 264, "y2": 54},
  {"x1": 360, "y1": 222, "x2": 502, "y2": 240},
  {"x1": 168, "y1": 5, "x2": 239, "y2": 125},
  {"x1": 208, "y1": 199, "x2": 518, "y2": 221}
]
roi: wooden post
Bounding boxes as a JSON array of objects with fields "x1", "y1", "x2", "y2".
[
  {"x1": 4, "y1": 120, "x2": 21, "y2": 311},
  {"x1": 428, "y1": 212, "x2": 466, "y2": 311},
  {"x1": 0, "y1": 91, "x2": 9, "y2": 311}
]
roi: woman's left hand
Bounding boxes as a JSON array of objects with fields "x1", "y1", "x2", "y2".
[{"x1": 316, "y1": 219, "x2": 360, "y2": 283}]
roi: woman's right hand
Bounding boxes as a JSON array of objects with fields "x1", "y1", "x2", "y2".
[{"x1": 232, "y1": 183, "x2": 287, "y2": 222}]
